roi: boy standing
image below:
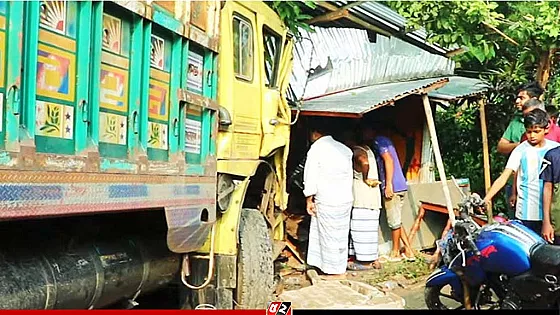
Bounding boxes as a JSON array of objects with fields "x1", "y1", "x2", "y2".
[
  {"x1": 540, "y1": 144, "x2": 560, "y2": 244},
  {"x1": 343, "y1": 132, "x2": 383, "y2": 270},
  {"x1": 484, "y1": 109, "x2": 559, "y2": 234}
]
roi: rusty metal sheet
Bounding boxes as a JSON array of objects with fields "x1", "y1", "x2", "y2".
[
  {"x1": 298, "y1": 77, "x2": 449, "y2": 118},
  {"x1": 428, "y1": 76, "x2": 489, "y2": 101}
]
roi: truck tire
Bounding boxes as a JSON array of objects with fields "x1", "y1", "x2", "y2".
[{"x1": 235, "y1": 208, "x2": 274, "y2": 309}]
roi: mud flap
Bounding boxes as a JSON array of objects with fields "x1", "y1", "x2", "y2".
[{"x1": 165, "y1": 204, "x2": 216, "y2": 253}]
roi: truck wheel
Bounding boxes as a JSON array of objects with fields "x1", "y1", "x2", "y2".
[{"x1": 235, "y1": 208, "x2": 274, "y2": 309}]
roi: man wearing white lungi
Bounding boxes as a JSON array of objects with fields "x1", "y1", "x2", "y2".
[
  {"x1": 303, "y1": 122, "x2": 353, "y2": 279},
  {"x1": 346, "y1": 141, "x2": 383, "y2": 271}
]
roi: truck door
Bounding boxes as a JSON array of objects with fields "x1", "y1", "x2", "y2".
[
  {"x1": 229, "y1": 5, "x2": 262, "y2": 160},
  {"x1": 257, "y1": 12, "x2": 288, "y2": 156}
]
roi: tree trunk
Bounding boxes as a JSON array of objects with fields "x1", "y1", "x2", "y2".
[{"x1": 536, "y1": 49, "x2": 554, "y2": 89}]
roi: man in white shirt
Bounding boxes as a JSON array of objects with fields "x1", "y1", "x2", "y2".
[{"x1": 304, "y1": 120, "x2": 354, "y2": 279}]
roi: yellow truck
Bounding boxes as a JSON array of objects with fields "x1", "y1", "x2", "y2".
[
  {"x1": 0, "y1": 0, "x2": 292, "y2": 310},
  {"x1": 190, "y1": 0, "x2": 294, "y2": 309}
]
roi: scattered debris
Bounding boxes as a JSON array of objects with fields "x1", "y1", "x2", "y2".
[
  {"x1": 285, "y1": 239, "x2": 305, "y2": 265},
  {"x1": 378, "y1": 280, "x2": 400, "y2": 292},
  {"x1": 306, "y1": 269, "x2": 321, "y2": 286}
]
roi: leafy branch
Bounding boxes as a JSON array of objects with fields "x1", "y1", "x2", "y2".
[{"x1": 267, "y1": 1, "x2": 317, "y2": 39}]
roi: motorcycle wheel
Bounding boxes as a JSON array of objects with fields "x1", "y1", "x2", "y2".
[{"x1": 425, "y1": 285, "x2": 463, "y2": 310}]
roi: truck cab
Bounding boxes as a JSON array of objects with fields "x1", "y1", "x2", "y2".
[{"x1": 190, "y1": 0, "x2": 294, "y2": 310}]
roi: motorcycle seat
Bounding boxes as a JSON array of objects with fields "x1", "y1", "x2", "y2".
[{"x1": 530, "y1": 243, "x2": 560, "y2": 276}]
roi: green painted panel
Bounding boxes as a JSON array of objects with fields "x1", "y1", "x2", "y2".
[
  {"x1": 147, "y1": 147, "x2": 168, "y2": 161},
  {"x1": 99, "y1": 142, "x2": 128, "y2": 159},
  {"x1": 96, "y1": 4, "x2": 134, "y2": 158},
  {"x1": 138, "y1": 20, "x2": 151, "y2": 152},
  {"x1": 210, "y1": 53, "x2": 218, "y2": 155},
  {"x1": 199, "y1": 48, "x2": 214, "y2": 161},
  {"x1": 178, "y1": 39, "x2": 189, "y2": 154},
  {"x1": 21, "y1": 1, "x2": 39, "y2": 141},
  {"x1": 88, "y1": 1, "x2": 103, "y2": 146},
  {"x1": 1, "y1": 1, "x2": 23, "y2": 149},
  {"x1": 35, "y1": 137, "x2": 74, "y2": 155},
  {"x1": 185, "y1": 45, "x2": 205, "y2": 166},
  {"x1": 127, "y1": 14, "x2": 143, "y2": 154},
  {"x1": 146, "y1": 25, "x2": 174, "y2": 161},
  {"x1": 152, "y1": 6, "x2": 183, "y2": 35},
  {"x1": 74, "y1": 1, "x2": 92, "y2": 153},
  {"x1": 33, "y1": 0, "x2": 88, "y2": 154},
  {"x1": 168, "y1": 34, "x2": 182, "y2": 155}
]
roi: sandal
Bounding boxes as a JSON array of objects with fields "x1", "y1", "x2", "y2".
[
  {"x1": 347, "y1": 261, "x2": 374, "y2": 271},
  {"x1": 371, "y1": 260, "x2": 382, "y2": 270},
  {"x1": 401, "y1": 253, "x2": 416, "y2": 262},
  {"x1": 378, "y1": 255, "x2": 402, "y2": 263}
]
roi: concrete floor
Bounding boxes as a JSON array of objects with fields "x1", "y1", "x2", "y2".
[{"x1": 393, "y1": 282, "x2": 427, "y2": 310}]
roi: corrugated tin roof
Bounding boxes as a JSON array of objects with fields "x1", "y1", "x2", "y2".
[
  {"x1": 289, "y1": 27, "x2": 454, "y2": 101},
  {"x1": 429, "y1": 76, "x2": 488, "y2": 101},
  {"x1": 300, "y1": 1, "x2": 450, "y2": 56},
  {"x1": 297, "y1": 77, "x2": 449, "y2": 118}
]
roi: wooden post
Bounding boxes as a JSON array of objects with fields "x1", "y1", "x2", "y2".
[
  {"x1": 421, "y1": 94, "x2": 456, "y2": 225},
  {"x1": 479, "y1": 98, "x2": 493, "y2": 224},
  {"x1": 408, "y1": 204, "x2": 425, "y2": 244}
]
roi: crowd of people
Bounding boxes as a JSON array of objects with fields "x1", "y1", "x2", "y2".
[
  {"x1": 485, "y1": 81, "x2": 560, "y2": 245},
  {"x1": 302, "y1": 119, "x2": 415, "y2": 279},
  {"x1": 301, "y1": 81, "x2": 560, "y2": 279}
]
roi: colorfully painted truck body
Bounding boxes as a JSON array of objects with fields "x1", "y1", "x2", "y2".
[
  {"x1": 0, "y1": 0, "x2": 220, "y2": 253},
  {"x1": 0, "y1": 0, "x2": 293, "y2": 309}
]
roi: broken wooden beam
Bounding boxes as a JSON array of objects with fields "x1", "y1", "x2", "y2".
[
  {"x1": 307, "y1": 9, "x2": 349, "y2": 24},
  {"x1": 316, "y1": 1, "x2": 392, "y2": 37},
  {"x1": 286, "y1": 239, "x2": 305, "y2": 265}
]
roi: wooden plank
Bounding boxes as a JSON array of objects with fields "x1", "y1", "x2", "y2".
[
  {"x1": 273, "y1": 240, "x2": 286, "y2": 259},
  {"x1": 307, "y1": 9, "x2": 349, "y2": 24},
  {"x1": 316, "y1": 2, "x2": 392, "y2": 37},
  {"x1": 422, "y1": 94, "x2": 456, "y2": 225},
  {"x1": 285, "y1": 239, "x2": 305, "y2": 264},
  {"x1": 479, "y1": 98, "x2": 493, "y2": 223},
  {"x1": 420, "y1": 202, "x2": 449, "y2": 214},
  {"x1": 295, "y1": 109, "x2": 362, "y2": 119}
]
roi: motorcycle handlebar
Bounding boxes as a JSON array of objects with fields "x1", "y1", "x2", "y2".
[
  {"x1": 466, "y1": 235, "x2": 481, "y2": 256},
  {"x1": 454, "y1": 220, "x2": 481, "y2": 256}
]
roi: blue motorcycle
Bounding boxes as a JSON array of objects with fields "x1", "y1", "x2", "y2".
[{"x1": 425, "y1": 194, "x2": 560, "y2": 310}]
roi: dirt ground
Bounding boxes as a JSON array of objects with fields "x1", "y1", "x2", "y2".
[{"x1": 275, "y1": 249, "x2": 434, "y2": 309}]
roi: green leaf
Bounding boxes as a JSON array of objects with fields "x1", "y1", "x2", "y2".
[{"x1": 470, "y1": 46, "x2": 486, "y2": 63}]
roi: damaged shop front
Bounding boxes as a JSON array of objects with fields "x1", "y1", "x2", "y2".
[
  {"x1": 283, "y1": 14, "x2": 487, "y2": 259},
  {"x1": 286, "y1": 77, "x2": 468, "y2": 258}
]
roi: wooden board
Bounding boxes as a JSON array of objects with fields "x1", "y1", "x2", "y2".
[{"x1": 190, "y1": 1, "x2": 208, "y2": 31}]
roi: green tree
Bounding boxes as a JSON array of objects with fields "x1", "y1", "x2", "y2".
[
  {"x1": 387, "y1": 1, "x2": 560, "y2": 212},
  {"x1": 389, "y1": 1, "x2": 560, "y2": 88}
]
